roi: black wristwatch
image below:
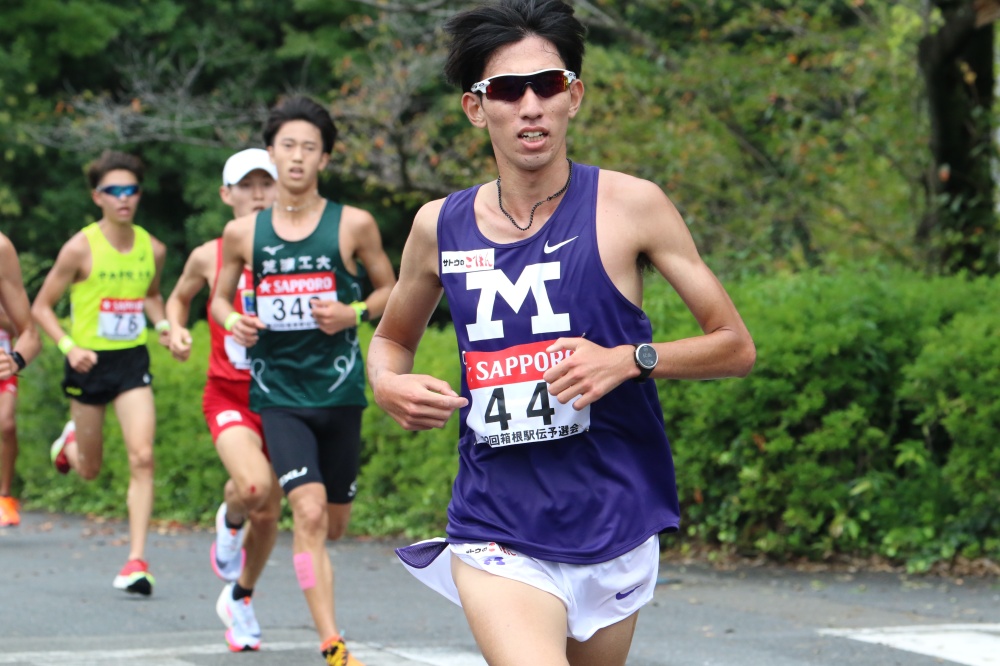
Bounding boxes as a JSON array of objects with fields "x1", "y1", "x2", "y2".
[
  {"x1": 632, "y1": 343, "x2": 658, "y2": 383},
  {"x1": 11, "y1": 351, "x2": 26, "y2": 374}
]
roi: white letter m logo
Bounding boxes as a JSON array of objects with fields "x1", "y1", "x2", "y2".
[{"x1": 465, "y1": 263, "x2": 570, "y2": 341}]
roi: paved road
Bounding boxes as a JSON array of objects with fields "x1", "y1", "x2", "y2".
[{"x1": 1, "y1": 511, "x2": 998, "y2": 665}]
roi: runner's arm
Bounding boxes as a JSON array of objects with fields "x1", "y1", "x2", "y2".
[
  {"x1": 31, "y1": 235, "x2": 86, "y2": 349},
  {"x1": 347, "y1": 207, "x2": 397, "y2": 321},
  {"x1": 145, "y1": 236, "x2": 169, "y2": 340},
  {"x1": 164, "y1": 243, "x2": 211, "y2": 361},
  {"x1": 0, "y1": 235, "x2": 41, "y2": 371},
  {"x1": 544, "y1": 174, "x2": 756, "y2": 409},
  {"x1": 211, "y1": 218, "x2": 264, "y2": 347},
  {"x1": 31, "y1": 234, "x2": 98, "y2": 372},
  {"x1": 368, "y1": 200, "x2": 467, "y2": 430}
]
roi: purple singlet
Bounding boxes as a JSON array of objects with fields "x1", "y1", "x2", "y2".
[{"x1": 437, "y1": 162, "x2": 680, "y2": 564}]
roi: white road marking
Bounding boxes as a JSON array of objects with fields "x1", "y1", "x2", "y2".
[
  {"x1": 820, "y1": 623, "x2": 1000, "y2": 666},
  {"x1": 0, "y1": 640, "x2": 487, "y2": 666},
  {"x1": 382, "y1": 647, "x2": 488, "y2": 666}
]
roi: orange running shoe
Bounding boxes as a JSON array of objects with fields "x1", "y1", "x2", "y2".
[
  {"x1": 0, "y1": 495, "x2": 20, "y2": 527},
  {"x1": 321, "y1": 636, "x2": 365, "y2": 666}
]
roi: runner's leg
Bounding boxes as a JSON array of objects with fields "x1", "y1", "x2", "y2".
[
  {"x1": 68, "y1": 399, "x2": 107, "y2": 478},
  {"x1": 452, "y1": 555, "x2": 571, "y2": 666},
  {"x1": 287, "y1": 481, "x2": 340, "y2": 641},
  {"x1": 215, "y1": 425, "x2": 280, "y2": 588},
  {"x1": 112, "y1": 386, "x2": 155, "y2": 562},
  {"x1": 565, "y1": 614, "x2": 639, "y2": 666},
  {"x1": 241, "y1": 476, "x2": 282, "y2": 587},
  {"x1": 326, "y1": 502, "x2": 352, "y2": 541},
  {"x1": 0, "y1": 390, "x2": 17, "y2": 496}
]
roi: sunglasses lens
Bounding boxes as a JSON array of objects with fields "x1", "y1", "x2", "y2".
[
  {"x1": 531, "y1": 71, "x2": 569, "y2": 98},
  {"x1": 486, "y1": 76, "x2": 528, "y2": 102},
  {"x1": 101, "y1": 185, "x2": 139, "y2": 197},
  {"x1": 485, "y1": 71, "x2": 568, "y2": 102}
]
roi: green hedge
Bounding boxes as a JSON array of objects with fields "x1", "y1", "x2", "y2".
[
  {"x1": 648, "y1": 267, "x2": 998, "y2": 570},
  {"x1": 9, "y1": 267, "x2": 1000, "y2": 570}
]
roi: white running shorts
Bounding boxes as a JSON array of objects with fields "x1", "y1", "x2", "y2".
[{"x1": 395, "y1": 536, "x2": 659, "y2": 642}]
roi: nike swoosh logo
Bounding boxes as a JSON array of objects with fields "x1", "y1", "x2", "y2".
[
  {"x1": 616, "y1": 584, "x2": 642, "y2": 600},
  {"x1": 543, "y1": 236, "x2": 578, "y2": 254},
  {"x1": 262, "y1": 244, "x2": 285, "y2": 256}
]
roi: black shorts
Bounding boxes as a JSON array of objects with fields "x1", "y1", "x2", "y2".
[
  {"x1": 262, "y1": 406, "x2": 364, "y2": 503},
  {"x1": 62, "y1": 346, "x2": 152, "y2": 405}
]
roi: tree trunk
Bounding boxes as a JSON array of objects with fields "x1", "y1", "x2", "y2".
[{"x1": 917, "y1": 1, "x2": 997, "y2": 274}]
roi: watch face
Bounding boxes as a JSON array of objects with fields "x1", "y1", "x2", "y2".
[{"x1": 637, "y1": 344, "x2": 657, "y2": 369}]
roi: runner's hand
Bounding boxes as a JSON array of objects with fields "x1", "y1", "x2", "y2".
[
  {"x1": 543, "y1": 337, "x2": 634, "y2": 410},
  {"x1": 372, "y1": 373, "x2": 468, "y2": 431},
  {"x1": 0, "y1": 351, "x2": 14, "y2": 380},
  {"x1": 232, "y1": 315, "x2": 266, "y2": 348},
  {"x1": 67, "y1": 346, "x2": 99, "y2": 374},
  {"x1": 309, "y1": 298, "x2": 355, "y2": 336},
  {"x1": 168, "y1": 326, "x2": 193, "y2": 362}
]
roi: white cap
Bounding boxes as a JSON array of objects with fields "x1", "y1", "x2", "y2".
[{"x1": 222, "y1": 148, "x2": 277, "y2": 186}]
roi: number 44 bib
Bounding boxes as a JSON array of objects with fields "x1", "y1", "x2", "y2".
[{"x1": 465, "y1": 340, "x2": 590, "y2": 448}]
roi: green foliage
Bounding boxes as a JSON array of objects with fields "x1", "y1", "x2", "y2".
[
  {"x1": 648, "y1": 267, "x2": 999, "y2": 570},
  {"x1": 897, "y1": 309, "x2": 1000, "y2": 565},
  {"x1": 0, "y1": 0, "x2": 942, "y2": 287}
]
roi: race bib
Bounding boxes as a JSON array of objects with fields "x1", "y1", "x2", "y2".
[
  {"x1": 97, "y1": 298, "x2": 146, "y2": 341},
  {"x1": 223, "y1": 334, "x2": 251, "y2": 370},
  {"x1": 465, "y1": 340, "x2": 590, "y2": 447},
  {"x1": 0, "y1": 330, "x2": 10, "y2": 355},
  {"x1": 256, "y1": 272, "x2": 337, "y2": 331}
]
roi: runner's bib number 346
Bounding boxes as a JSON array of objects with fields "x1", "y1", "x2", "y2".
[
  {"x1": 465, "y1": 340, "x2": 590, "y2": 448},
  {"x1": 256, "y1": 272, "x2": 337, "y2": 331},
  {"x1": 97, "y1": 298, "x2": 146, "y2": 341}
]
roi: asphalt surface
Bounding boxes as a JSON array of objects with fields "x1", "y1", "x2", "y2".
[{"x1": 1, "y1": 511, "x2": 999, "y2": 665}]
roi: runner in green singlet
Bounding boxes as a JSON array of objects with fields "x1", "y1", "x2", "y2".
[
  {"x1": 32, "y1": 150, "x2": 168, "y2": 596},
  {"x1": 211, "y1": 97, "x2": 396, "y2": 666}
]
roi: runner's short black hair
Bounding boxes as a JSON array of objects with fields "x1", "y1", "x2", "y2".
[
  {"x1": 263, "y1": 96, "x2": 337, "y2": 154},
  {"x1": 444, "y1": 0, "x2": 586, "y2": 94},
  {"x1": 86, "y1": 150, "x2": 145, "y2": 189}
]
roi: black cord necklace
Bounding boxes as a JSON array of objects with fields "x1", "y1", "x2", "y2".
[{"x1": 497, "y1": 159, "x2": 573, "y2": 232}]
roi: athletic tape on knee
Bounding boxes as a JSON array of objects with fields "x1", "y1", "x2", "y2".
[{"x1": 293, "y1": 551, "x2": 316, "y2": 590}]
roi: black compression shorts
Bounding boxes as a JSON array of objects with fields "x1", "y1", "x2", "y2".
[{"x1": 261, "y1": 405, "x2": 363, "y2": 503}]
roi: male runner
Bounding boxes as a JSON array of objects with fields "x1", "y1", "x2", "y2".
[
  {"x1": 212, "y1": 96, "x2": 396, "y2": 666},
  {"x1": 32, "y1": 150, "x2": 168, "y2": 595},
  {"x1": 0, "y1": 233, "x2": 42, "y2": 527},
  {"x1": 164, "y1": 148, "x2": 282, "y2": 651},
  {"x1": 367, "y1": 2, "x2": 756, "y2": 665}
]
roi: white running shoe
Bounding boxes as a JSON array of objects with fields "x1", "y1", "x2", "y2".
[
  {"x1": 216, "y1": 583, "x2": 261, "y2": 651},
  {"x1": 209, "y1": 502, "x2": 246, "y2": 582}
]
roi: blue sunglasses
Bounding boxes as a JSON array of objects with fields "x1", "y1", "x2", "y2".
[{"x1": 97, "y1": 184, "x2": 141, "y2": 198}]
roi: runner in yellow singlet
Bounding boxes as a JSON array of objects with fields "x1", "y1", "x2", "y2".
[{"x1": 32, "y1": 150, "x2": 168, "y2": 596}]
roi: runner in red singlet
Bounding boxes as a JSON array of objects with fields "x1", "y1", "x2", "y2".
[
  {"x1": 164, "y1": 148, "x2": 282, "y2": 651},
  {"x1": 0, "y1": 235, "x2": 41, "y2": 527}
]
